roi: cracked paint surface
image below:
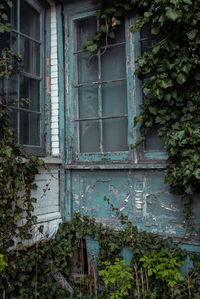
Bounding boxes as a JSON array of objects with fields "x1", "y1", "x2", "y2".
[{"x1": 71, "y1": 170, "x2": 200, "y2": 247}]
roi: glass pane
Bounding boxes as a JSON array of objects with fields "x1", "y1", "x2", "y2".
[
  {"x1": 20, "y1": 110, "x2": 29, "y2": 145},
  {"x1": 79, "y1": 121, "x2": 100, "y2": 153},
  {"x1": 20, "y1": 111, "x2": 40, "y2": 146},
  {"x1": 20, "y1": 37, "x2": 40, "y2": 76},
  {"x1": 101, "y1": 44, "x2": 126, "y2": 81},
  {"x1": 7, "y1": 75, "x2": 18, "y2": 105},
  {"x1": 78, "y1": 85, "x2": 98, "y2": 118},
  {"x1": 76, "y1": 17, "x2": 97, "y2": 51},
  {"x1": 0, "y1": 32, "x2": 10, "y2": 51},
  {"x1": 8, "y1": 109, "x2": 18, "y2": 136},
  {"x1": 76, "y1": 52, "x2": 98, "y2": 84},
  {"x1": 11, "y1": 32, "x2": 18, "y2": 53},
  {"x1": 102, "y1": 20, "x2": 125, "y2": 46},
  {"x1": 11, "y1": 0, "x2": 17, "y2": 30},
  {"x1": 145, "y1": 125, "x2": 165, "y2": 151},
  {"x1": 102, "y1": 81, "x2": 127, "y2": 117},
  {"x1": 0, "y1": 79, "x2": 7, "y2": 99},
  {"x1": 0, "y1": 76, "x2": 18, "y2": 106},
  {"x1": 20, "y1": 0, "x2": 40, "y2": 40},
  {"x1": 103, "y1": 118, "x2": 128, "y2": 152},
  {"x1": 20, "y1": 76, "x2": 40, "y2": 111},
  {"x1": 140, "y1": 22, "x2": 156, "y2": 54},
  {"x1": 30, "y1": 113, "x2": 40, "y2": 146}
]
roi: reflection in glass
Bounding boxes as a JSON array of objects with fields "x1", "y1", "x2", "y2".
[
  {"x1": 20, "y1": 111, "x2": 40, "y2": 146},
  {"x1": 102, "y1": 81, "x2": 127, "y2": 117},
  {"x1": 101, "y1": 20, "x2": 125, "y2": 46},
  {"x1": 20, "y1": 0, "x2": 40, "y2": 40},
  {"x1": 20, "y1": 111, "x2": 29, "y2": 144},
  {"x1": 140, "y1": 22, "x2": 156, "y2": 54},
  {"x1": 79, "y1": 121, "x2": 100, "y2": 153},
  {"x1": 77, "y1": 52, "x2": 98, "y2": 84},
  {"x1": 76, "y1": 17, "x2": 97, "y2": 51},
  {"x1": 101, "y1": 44, "x2": 126, "y2": 81},
  {"x1": 78, "y1": 85, "x2": 98, "y2": 118},
  {"x1": 145, "y1": 124, "x2": 165, "y2": 151},
  {"x1": 8, "y1": 109, "x2": 18, "y2": 137},
  {"x1": 20, "y1": 76, "x2": 40, "y2": 111},
  {"x1": 11, "y1": 1, "x2": 17, "y2": 30},
  {"x1": 20, "y1": 37, "x2": 40, "y2": 76},
  {"x1": 103, "y1": 118, "x2": 128, "y2": 152},
  {"x1": 30, "y1": 113, "x2": 40, "y2": 145},
  {"x1": 11, "y1": 32, "x2": 18, "y2": 53},
  {"x1": 7, "y1": 75, "x2": 18, "y2": 105}
]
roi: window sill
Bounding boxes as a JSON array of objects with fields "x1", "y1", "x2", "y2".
[
  {"x1": 41, "y1": 157, "x2": 62, "y2": 165},
  {"x1": 65, "y1": 162, "x2": 167, "y2": 170}
]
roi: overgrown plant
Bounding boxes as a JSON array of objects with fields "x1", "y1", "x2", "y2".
[
  {"x1": 140, "y1": 249, "x2": 185, "y2": 289},
  {"x1": 84, "y1": 0, "x2": 200, "y2": 222},
  {"x1": 99, "y1": 258, "x2": 133, "y2": 299},
  {"x1": 0, "y1": 0, "x2": 46, "y2": 272},
  {"x1": 1, "y1": 207, "x2": 200, "y2": 298},
  {"x1": 0, "y1": 254, "x2": 7, "y2": 272}
]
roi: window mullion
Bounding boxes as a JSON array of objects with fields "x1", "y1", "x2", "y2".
[
  {"x1": 17, "y1": 0, "x2": 20, "y2": 144},
  {"x1": 97, "y1": 17, "x2": 103, "y2": 153}
]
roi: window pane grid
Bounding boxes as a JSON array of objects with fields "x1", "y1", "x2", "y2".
[
  {"x1": 75, "y1": 115, "x2": 128, "y2": 121},
  {"x1": 12, "y1": 29, "x2": 41, "y2": 44},
  {"x1": 73, "y1": 77, "x2": 126, "y2": 88},
  {"x1": 8, "y1": 0, "x2": 42, "y2": 148},
  {"x1": 74, "y1": 16, "x2": 128, "y2": 153},
  {"x1": 73, "y1": 41, "x2": 126, "y2": 55}
]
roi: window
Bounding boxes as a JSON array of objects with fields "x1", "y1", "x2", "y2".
[
  {"x1": 68, "y1": 11, "x2": 134, "y2": 163},
  {"x1": 0, "y1": 0, "x2": 45, "y2": 155},
  {"x1": 67, "y1": 7, "x2": 166, "y2": 164},
  {"x1": 74, "y1": 17, "x2": 128, "y2": 154},
  {"x1": 139, "y1": 22, "x2": 167, "y2": 160}
]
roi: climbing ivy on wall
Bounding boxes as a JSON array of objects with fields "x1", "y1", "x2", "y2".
[
  {"x1": 0, "y1": 0, "x2": 45, "y2": 257},
  {"x1": 84, "y1": 0, "x2": 200, "y2": 221},
  {"x1": 1, "y1": 209, "x2": 200, "y2": 298}
]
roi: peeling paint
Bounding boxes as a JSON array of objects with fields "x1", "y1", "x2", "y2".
[{"x1": 46, "y1": 76, "x2": 51, "y2": 93}]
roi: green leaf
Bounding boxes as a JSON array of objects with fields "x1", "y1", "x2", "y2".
[
  {"x1": 86, "y1": 44, "x2": 97, "y2": 52},
  {"x1": 166, "y1": 9, "x2": 180, "y2": 21},
  {"x1": 151, "y1": 27, "x2": 160, "y2": 35},
  {"x1": 177, "y1": 73, "x2": 186, "y2": 84},
  {"x1": 160, "y1": 79, "x2": 172, "y2": 89},
  {"x1": 193, "y1": 168, "x2": 200, "y2": 179},
  {"x1": 16, "y1": 198, "x2": 24, "y2": 207},
  {"x1": 149, "y1": 106, "x2": 157, "y2": 115},
  {"x1": 187, "y1": 30, "x2": 198, "y2": 40}
]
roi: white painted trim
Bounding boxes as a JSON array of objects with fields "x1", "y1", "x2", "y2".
[{"x1": 50, "y1": 4, "x2": 60, "y2": 157}]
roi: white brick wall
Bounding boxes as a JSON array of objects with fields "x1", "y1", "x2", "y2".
[{"x1": 51, "y1": 4, "x2": 60, "y2": 157}]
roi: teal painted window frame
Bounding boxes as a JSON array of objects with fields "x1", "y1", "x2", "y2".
[
  {"x1": 1, "y1": 0, "x2": 46, "y2": 156},
  {"x1": 68, "y1": 11, "x2": 136, "y2": 163},
  {"x1": 65, "y1": 2, "x2": 167, "y2": 165}
]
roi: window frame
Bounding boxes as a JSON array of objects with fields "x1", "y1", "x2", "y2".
[
  {"x1": 65, "y1": 2, "x2": 167, "y2": 165},
  {"x1": 9, "y1": 0, "x2": 46, "y2": 156},
  {"x1": 68, "y1": 10, "x2": 136, "y2": 163}
]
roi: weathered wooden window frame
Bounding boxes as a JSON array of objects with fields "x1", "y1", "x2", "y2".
[
  {"x1": 7, "y1": 0, "x2": 46, "y2": 156},
  {"x1": 65, "y1": 3, "x2": 167, "y2": 166}
]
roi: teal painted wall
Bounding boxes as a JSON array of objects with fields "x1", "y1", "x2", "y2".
[{"x1": 60, "y1": 0, "x2": 200, "y2": 257}]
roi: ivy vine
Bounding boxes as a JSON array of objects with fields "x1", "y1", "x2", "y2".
[
  {"x1": 84, "y1": 0, "x2": 200, "y2": 222},
  {"x1": 0, "y1": 0, "x2": 46, "y2": 263},
  {"x1": 1, "y1": 206, "x2": 200, "y2": 298}
]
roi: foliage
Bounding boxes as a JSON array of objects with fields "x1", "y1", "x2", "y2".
[
  {"x1": 1, "y1": 208, "x2": 200, "y2": 298},
  {"x1": 99, "y1": 258, "x2": 133, "y2": 299},
  {"x1": 84, "y1": 0, "x2": 200, "y2": 221},
  {"x1": 0, "y1": 0, "x2": 46, "y2": 265},
  {"x1": 0, "y1": 0, "x2": 12, "y2": 33},
  {"x1": 140, "y1": 249, "x2": 185, "y2": 288},
  {"x1": 0, "y1": 254, "x2": 7, "y2": 272}
]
